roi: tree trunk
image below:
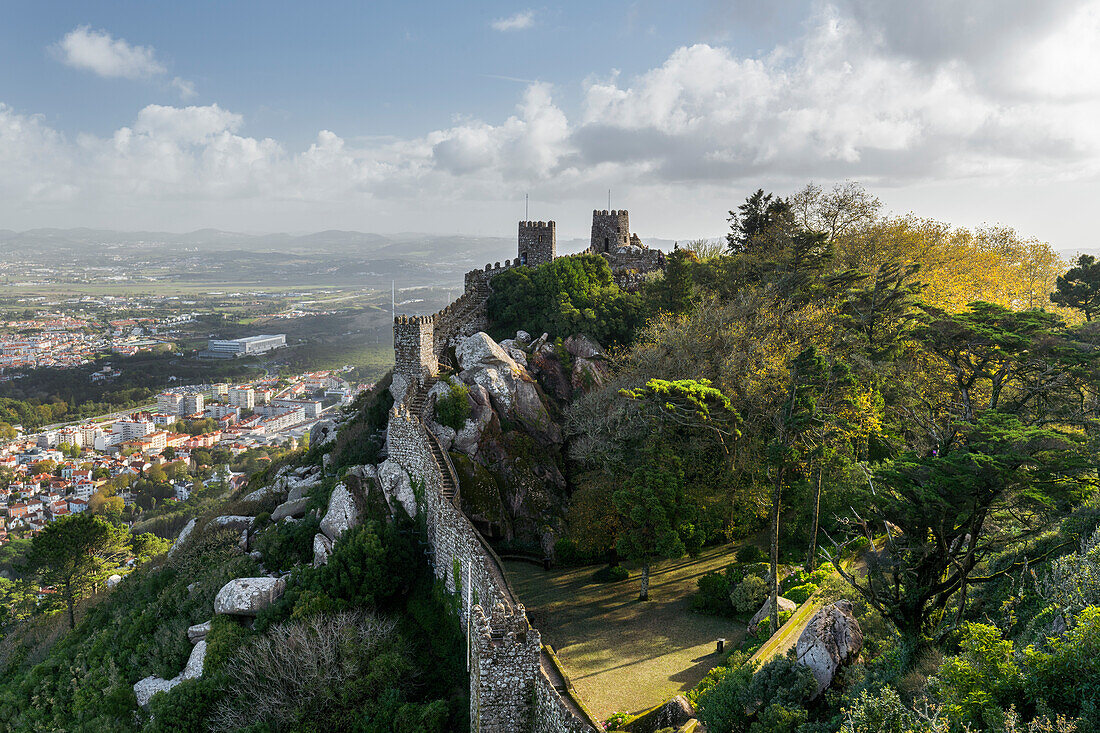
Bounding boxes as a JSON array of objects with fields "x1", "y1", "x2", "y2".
[
  {"x1": 769, "y1": 470, "x2": 781, "y2": 634},
  {"x1": 66, "y1": 590, "x2": 75, "y2": 630},
  {"x1": 805, "y1": 463, "x2": 823, "y2": 573},
  {"x1": 639, "y1": 563, "x2": 650, "y2": 601}
]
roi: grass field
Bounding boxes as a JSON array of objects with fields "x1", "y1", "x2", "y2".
[{"x1": 504, "y1": 543, "x2": 745, "y2": 720}]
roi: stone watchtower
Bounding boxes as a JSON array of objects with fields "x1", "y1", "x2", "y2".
[
  {"x1": 591, "y1": 210, "x2": 630, "y2": 253},
  {"x1": 517, "y1": 220, "x2": 556, "y2": 267},
  {"x1": 393, "y1": 315, "x2": 438, "y2": 386}
]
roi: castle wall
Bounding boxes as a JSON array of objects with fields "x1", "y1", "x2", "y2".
[
  {"x1": 518, "y1": 220, "x2": 556, "y2": 267},
  {"x1": 591, "y1": 209, "x2": 631, "y2": 252},
  {"x1": 393, "y1": 316, "x2": 437, "y2": 386},
  {"x1": 386, "y1": 205, "x2": 670, "y2": 732}
]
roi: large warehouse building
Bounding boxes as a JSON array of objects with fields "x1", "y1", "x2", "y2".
[{"x1": 206, "y1": 334, "x2": 286, "y2": 357}]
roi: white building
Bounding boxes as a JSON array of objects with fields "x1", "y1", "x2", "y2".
[
  {"x1": 207, "y1": 334, "x2": 286, "y2": 357},
  {"x1": 228, "y1": 387, "x2": 255, "y2": 410},
  {"x1": 79, "y1": 424, "x2": 103, "y2": 447},
  {"x1": 274, "y1": 399, "x2": 323, "y2": 419},
  {"x1": 181, "y1": 393, "x2": 205, "y2": 416},
  {"x1": 157, "y1": 392, "x2": 184, "y2": 414},
  {"x1": 111, "y1": 418, "x2": 154, "y2": 441},
  {"x1": 57, "y1": 427, "x2": 82, "y2": 448}
]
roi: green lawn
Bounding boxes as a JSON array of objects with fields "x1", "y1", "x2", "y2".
[{"x1": 504, "y1": 543, "x2": 745, "y2": 720}]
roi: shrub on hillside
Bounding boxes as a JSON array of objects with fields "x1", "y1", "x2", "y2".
[
  {"x1": 694, "y1": 570, "x2": 735, "y2": 616},
  {"x1": 593, "y1": 564, "x2": 629, "y2": 583},
  {"x1": 729, "y1": 574, "x2": 768, "y2": 616},
  {"x1": 785, "y1": 583, "x2": 818, "y2": 605},
  {"x1": 435, "y1": 378, "x2": 471, "y2": 431},
  {"x1": 211, "y1": 611, "x2": 414, "y2": 731},
  {"x1": 737, "y1": 545, "x2": 764, "y2": 564},
  {"x1": 255, "y1": 515, "x2": 322, "y2": 572}
]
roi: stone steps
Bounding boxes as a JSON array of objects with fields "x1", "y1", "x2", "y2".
[{"x1": 411, "y1": 378, "x2": 458, "y2": 500}]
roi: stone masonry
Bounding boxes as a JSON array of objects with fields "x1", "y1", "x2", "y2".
[
  {"x1": 387, "y1": 206, "x2": 667, "y2": 730},
  {"x1": 591, "y1": 209, "x2": 631, "y2": 252},
  {"x1": 517, "y1": 220, "x2": 556, "y2": 267},
  {"x1": 393, "y1": 315, "x2": 437, "y2": 387}
]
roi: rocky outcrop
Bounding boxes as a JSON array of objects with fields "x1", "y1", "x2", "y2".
[
  {"x1": 563, "y1": 334, "x2": 603, "y2": 360},
  {"x1": 106, "y1": 574, "x2": 122, "y2": 589},
  {"x1": 167, "y1": 518, "x2": 196, "y2": 558},
  {"x1": 310, "y1": 419, "x2": 338, "y2": 447},
  {"x1": 320, "y1": 483, "x2": 360, "y2": 541},
  {"x1": 211, "y1": 515, "x2": 255, "y2": 531},
  {"x1": 133, "y1": 640, "x2": 206, "y2": 709},
  {"x1": 213, "y1": 577, "x2": 287, "y2": 616},
  {"x1": 453, "y1": 384, "x2": 493, "y2": 456},
  {"x1": 377, "y1": 460, "x2": 417, "y2": 519},
  {"x1": 456, "y1": 332, "x2": 525, "y2": 411},
  {"x1": 271, "y1": 497, "x2": 310, "y2": 522},
  {"x1": 748, "y1": 596, "x2": 797, "y2": 634},
  {"x1": 795, "y1": 600, "x2": 863, "y2": 698},
  {"x1": 188, "y1": 620, "x2": 211, "y2": 643},
  {"x1": 313, "y1": 532, "x2": 333, "y2": 567}
]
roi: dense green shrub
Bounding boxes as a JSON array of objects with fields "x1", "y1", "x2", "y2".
[
  {"x1": 695, "y1": 655, "x2": 817, "y2": 733},
  {"x1": 554, "y1": 537, "x2": 601, "y2": 567},
  {"x1": 254, "y1": 515, "x2": 322, "y2": 572},
  {"x1": 693, "y1": 571, "x2": 734, "y2": 616},
  {"x1": 785, "y1": 583, "x2": 818, "y2": 605},
  {"x1": 487, "y1": 254, "x2": 642, "y2": 346},
  {"x1": 593, "y1": 564, "x2": 629, "y2": 583},
  {"x1": 330, "y1": 384, "x2": 393, "y2": 470},
  {"x1": 737, "y1": 545, "x2": 765, "y2": 564},
  {"x1": 729, "y1": 574, "x2": 768, "y2": 615},
  {"x1": 435, "y1": 378, "x2": 471, "y2": 431}
]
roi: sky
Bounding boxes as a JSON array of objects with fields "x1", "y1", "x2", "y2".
[{"x1": 3, "y1": 0, "x2": 1100, "y2": 248}]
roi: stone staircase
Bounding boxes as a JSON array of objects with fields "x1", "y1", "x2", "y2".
[{"x1": 410, "y1": 377, "x2": 458, "y2": 501}]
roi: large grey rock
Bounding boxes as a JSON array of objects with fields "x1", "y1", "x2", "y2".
[
  {"x1": 188, "y1": 620, "x2": 211, "y2": 644},
  {"x1": 167, "y1": 518, "x2": 196, "y2": 558},
  {"x1": 571, "y1": 356, "x2": 605, "y2": 392},
  {"x1": 313, "y1": 532, "x2": 333, "y2": 567},
  {"x1": 320, "y1": 483, "x2": 360, "y2": 542},
  {"x1": 310, "y1": 419, "x2": 338, "y2": 447},
  {"x1": 214, "y1": 577, "x2": 286, "y2": 616},
  {"x1": 271, "y1": 497, "x2": 310, "y2": 522},
  {"x1": 134, "y1": 675, "x2": 181, "y2": 709},
  {"x1": 212, "y1": 515, "x2": 255, "y2": 531},
  {"x1": 564, "y1": 334, "x2": 603, "y2": 359},
  {"x1": 795, "y1": 600, "x2": 864, "y2": 698},
  {"x1": 748, "y1": 596, "x2": 798, "y2": 634},
  {"x1": 106, "y1": 574, "x2": 122, "y2": 589},
  {"x1": 377, "y1": 460, "x2": 418, "y2": 518},
  {"x1": 182, "y1": 640, "x2": 206, "y2": 679},
  {"x1": 133, "y1": 640, "x2": 207, "y2": 708},
  {"x1": 456, "y1": 332, "x2": 525, "y2": 411},
  {"x1": 242, "y1": 484, "x2": 279, "y2": 501}
]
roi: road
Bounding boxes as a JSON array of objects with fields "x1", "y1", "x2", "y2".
[{"x1": 38, "y1": 403, "x2": 158, "y2": 432}]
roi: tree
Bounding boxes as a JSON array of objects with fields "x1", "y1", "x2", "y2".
[
  {"x1": 789, "y1": 181, "x2": 882, "y2": 242},
  {"x1": 726, "y1": 189, "x2": 793, "y2": 254},
  {"x1": 0, "y1": 422, "x2": 15, "y2": 440},
  {"x1": 832, "y1": 412, "x2": 1089, "y2": 643},
  {"x1": 1051, "y1": 253, "x2": 1100, "y2": 321},
  {"x1": 613, "y1": 458, "x2": 693, "y2": 601},
  {"x1": 644, "y1": 248, "x2": 698, "y2": 315},
  {"x1": 29, "y1": 513, "x2": 130, "y2": 628},
  {"x1": 162, "y1": 446, "x2": 177, "y2": 460}
]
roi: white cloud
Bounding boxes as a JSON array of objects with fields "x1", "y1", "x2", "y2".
[
  {"x1": 53, "y1": 26, "x2": 166, "y2": 79},
  {"x1": 491, "y1": 10, "x2": 535, "y2": 31},
  {"x1": 172, "y1": 77, "x2": 198, "y2": 100},
  {"x1": 8, "y1": 1, "x2": 1100, "y2": 237}
]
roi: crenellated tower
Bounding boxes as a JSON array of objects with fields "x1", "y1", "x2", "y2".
[
  {"x1": 517, "y1": 220, "x2": 556, "y2": 267},
  {"x1": 591, "y1": 209, "x2": 630, "y2": 253},
  {"x1": 393, "y1": 315, "x2": 438, "y2": 386}
]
